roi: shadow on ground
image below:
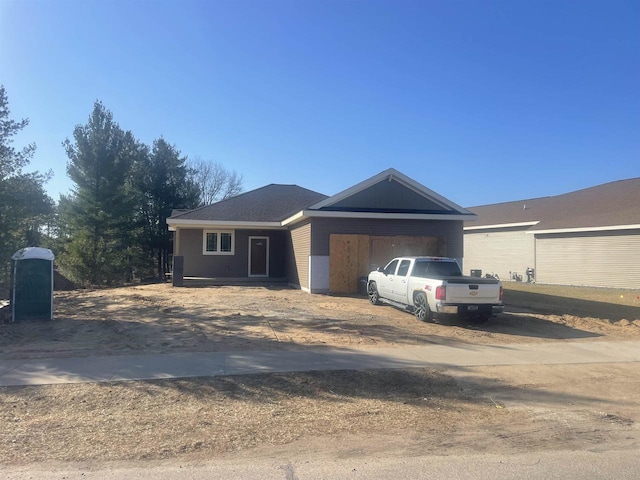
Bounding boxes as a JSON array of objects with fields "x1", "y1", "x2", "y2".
[
  {"x1": 428, "y1": 311, "x2": 602, "y2": 340},
  {"x1": 1, "y1": 285, "x2": 619, "y2": 360},
  {"x1": 504, "y1": 289, "x2": 640, "y2": 322}
]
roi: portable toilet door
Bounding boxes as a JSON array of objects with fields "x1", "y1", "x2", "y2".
[{"x1": 11, "y1": 247, "x2": 55, "y2": 322}]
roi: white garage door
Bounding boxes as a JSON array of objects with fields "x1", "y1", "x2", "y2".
[{"x1": 536, "y1": 231, "x2": 640, "y2": 288}]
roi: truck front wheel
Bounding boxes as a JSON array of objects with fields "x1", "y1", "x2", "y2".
[
  {"x1": 367, "y1": 281, "x2": 381, "y2": 305},
  {"x1": 413, "y1": 292, "x2": 432, "y2": 322}
]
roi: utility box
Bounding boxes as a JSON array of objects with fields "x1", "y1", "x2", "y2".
[
  {"x1": 11, "y1": 247, "x2": 55, "y2": 322},
  {"x1": 172, "y1": 255, "x2": 184, "y2": 287}
]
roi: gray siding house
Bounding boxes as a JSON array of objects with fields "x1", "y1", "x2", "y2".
[
  {"x1": 464, "y1": 178, "x2": 640, "y2": 289},
  {"x1": 167, "y1": 168, "x2": 475, "y2": 294}
]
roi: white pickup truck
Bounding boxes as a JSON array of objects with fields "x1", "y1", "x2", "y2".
[{"x1": 367, "y1": 256, "x2": 504, "y2": 323}]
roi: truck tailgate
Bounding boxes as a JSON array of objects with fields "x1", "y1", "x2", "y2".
[{"x1": 445, "y1": 280, "x2": 501, "y2": 304}]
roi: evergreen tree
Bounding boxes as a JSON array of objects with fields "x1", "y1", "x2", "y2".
[
  {"x1": 60, "y1": 101, "x2": 141, "y2": 285},
  {"x1": 133, "y1": 138, "x2": 199, "y2": 277},
  {"x1": 0, "y1": 86, "x2": 54, "y2": 289}
]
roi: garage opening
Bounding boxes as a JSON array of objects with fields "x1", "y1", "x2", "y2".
[{"x1": 329, "y1": 234, "x2": 446, "y2": 294}]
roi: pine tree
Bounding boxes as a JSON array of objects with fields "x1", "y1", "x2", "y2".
[
  {"x1": 133, "y1": 138, "x2": 199, "y2": 277},
  {"x1": 0, "y1": 86, "x2": 53, "y2": 288},
  {"x1": 60, "y1": 101, "x2": 141, "y2": 285}
]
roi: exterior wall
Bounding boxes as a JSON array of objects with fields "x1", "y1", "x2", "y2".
[
  {"x1": 535, "y1": 230, "x2": 640, "y2": 289},
  {"x1": 177, "y1": 217, "x2": 465, "y2": 291},
  {"x1": 179, "y1": 228, "x2": 287, "y2": 278},
  {"x1": 288, "y1": 221, "x2": 311, "y2": 290},
  {"x1": 306, "y1": 218, "x2": 463, "y2": 294},
  {"x1": 309, "y1": 218, "x2": 464, "y2": 258},
  {"x1": 464, "y1": 227, "x2": 535, "y2": 280}
]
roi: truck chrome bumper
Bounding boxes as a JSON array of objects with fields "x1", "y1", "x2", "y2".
[
  {"x1": 436, "y1": 305, "x2": 504, "y2": 315},
  {"x1": 436, "y1": 305, "x2": 459, "y2": 314}
]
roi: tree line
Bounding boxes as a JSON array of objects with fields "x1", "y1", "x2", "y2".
[{"x1": 0, "y1": 86, "x2": 243, "y2": 289}]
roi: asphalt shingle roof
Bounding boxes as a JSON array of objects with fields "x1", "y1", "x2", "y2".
[
  {"x1": 169, "y1": 184, "x2": 328, "y2": 223},
  {"x1": 466, "y1": 178, "x2": 640, "y2": 231}
]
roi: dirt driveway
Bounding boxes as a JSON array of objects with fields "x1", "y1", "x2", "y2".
[
  {"x1": 1, "y1": 283, "x2": 639, "y2": 465},
  {"x1": 1, "y1": 283, "x2": 639, "y2": 359}
]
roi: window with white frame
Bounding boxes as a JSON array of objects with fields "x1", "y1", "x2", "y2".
[{"x1": 203, "y1": 230, "x2": 235, "y2": 255}]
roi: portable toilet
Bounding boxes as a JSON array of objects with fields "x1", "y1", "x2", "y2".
[{"x1": 11, "y1": 247, "x2": 55, "y2": 322}]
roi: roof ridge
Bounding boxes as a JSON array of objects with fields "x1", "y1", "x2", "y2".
[
  {"x1": 468, "y1": 177, "x2": 640, "y2": 209},
  {"x1": 468, "y1": 196, "x2": 552, "y2": 209}
]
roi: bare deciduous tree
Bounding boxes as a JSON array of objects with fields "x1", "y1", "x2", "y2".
[{"x1": 187, "y1": 156, "x2": 244, "y2": 206}]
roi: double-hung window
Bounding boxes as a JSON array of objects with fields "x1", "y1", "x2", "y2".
[{"x1": 203, "y1": 230, "x2": 235, "y2": 255}]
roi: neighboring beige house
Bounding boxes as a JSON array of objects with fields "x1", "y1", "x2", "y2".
[
  {"x1": 464, "y1": 178, "x2": 640, "y2": 289},
  {"x1": 167, "y1": 168, "x2": 476, "y2": 294}
]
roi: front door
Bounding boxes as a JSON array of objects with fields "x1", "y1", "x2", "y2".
[{"x1": 249, "y1": 237, "x2": 269, "y2": 277}]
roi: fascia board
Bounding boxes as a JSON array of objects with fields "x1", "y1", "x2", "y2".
[
  {"x1": 166, "y1": 219, "x2": 284, "y2": 229},
  {"x1": 281, "y1": 210, "x2": 306, "y2": 226},
  {"x1": 527, "y1": 224, "x2": 640, "y2": 235},
  {"x1": 287, "y1": 210, "x2": 476, "y2": 222},
  {"x1": 464, "y1": 221, "x2": 540, "y2": 231}
]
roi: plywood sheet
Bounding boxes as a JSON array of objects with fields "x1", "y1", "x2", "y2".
[{"x1": 330, "y1": 234, "x2": 369, "y2": 294}]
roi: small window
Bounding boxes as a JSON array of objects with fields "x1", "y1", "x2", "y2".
[
  {"x1": 206, "y1": 233, "x2": 218, "y2": 252},
  {"x1": 397, "y1": 260, "x2": 411, "y2": 277},
  {"x1": 203, "y1": 230, "x2": 235, "y2": 255},
  {"x1": 220, "y1": 232, "x2": 232, "y2": 252}
]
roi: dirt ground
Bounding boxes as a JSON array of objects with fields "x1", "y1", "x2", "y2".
[
  {"x1": 1, "y1": 282, "x2": 640, "y2": 360},
  {"x1": 1, "y1": 282, "x2": 639, "y2": 465}
]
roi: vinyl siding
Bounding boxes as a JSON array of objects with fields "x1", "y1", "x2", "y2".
[
  {"x1": 464, "y1": 227, "x2": 535, "y2": 280},
  {"x1": 535, "y1": 230, "x2": 640, "y2": 289},
  {"x1": 326, "y1": 179, "x2": 451, "y2": 212},
  {"x1": 309, "y1": 218, "x2": 463, "y2": 258},
  {"x1": 179, "y1": 228, "x2": 287, "y2": 278},
  {"x1": 289, "y1": 221, "x2": 311, "y2": 289}
]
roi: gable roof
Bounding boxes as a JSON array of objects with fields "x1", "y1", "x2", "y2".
[
  {"x1": 167, "y1": 168, "x2": 475, "y2": 230},
  {"x1": 465, "y1": 178, "x2": 640, "y2": 233},
  {"x1": 282, "y1": 168, "x2": 476, "y2": 225}
]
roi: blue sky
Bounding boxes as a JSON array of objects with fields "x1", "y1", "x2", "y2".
[{"x1": 1, "y1": 0, "x2": 638, "y2": 207}]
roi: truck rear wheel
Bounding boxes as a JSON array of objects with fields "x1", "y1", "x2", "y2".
[
  {"x1": 413, "y1": 292, "x2": 432, "y2": 322},
  {"x1": 367, "y1": 281, "x2": 381, "y2": 305}
]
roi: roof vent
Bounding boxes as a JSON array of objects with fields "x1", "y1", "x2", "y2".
[{"x1": 523, "y1": 204, "x2": 527, "y2": 210}]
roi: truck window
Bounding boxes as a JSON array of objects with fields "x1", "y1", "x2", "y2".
[
  {"x1": 397, "y1": 259, "x2": 411, "y2": 277},
  {"x1": 413, "y1": 261, "x2": 461, "y2": 278},
  {"x1": 383, "y1": 259, "x2": 399, "y2": 275}
]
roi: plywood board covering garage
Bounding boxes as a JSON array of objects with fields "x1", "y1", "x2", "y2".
[
  {"x1": 329, "y1": 234, "x2": 445, "y2": 294},
  {"x1": 329, "y1": 234, "x2": 370, "y2": 294}
]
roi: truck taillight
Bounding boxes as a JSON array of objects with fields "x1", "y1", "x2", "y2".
[
  {"x1": 499, "y1": 286, "x2": 504, "y2": 302},
  {"x1": 435, "y1": 285, "x2": 446, "y2": 300}
]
